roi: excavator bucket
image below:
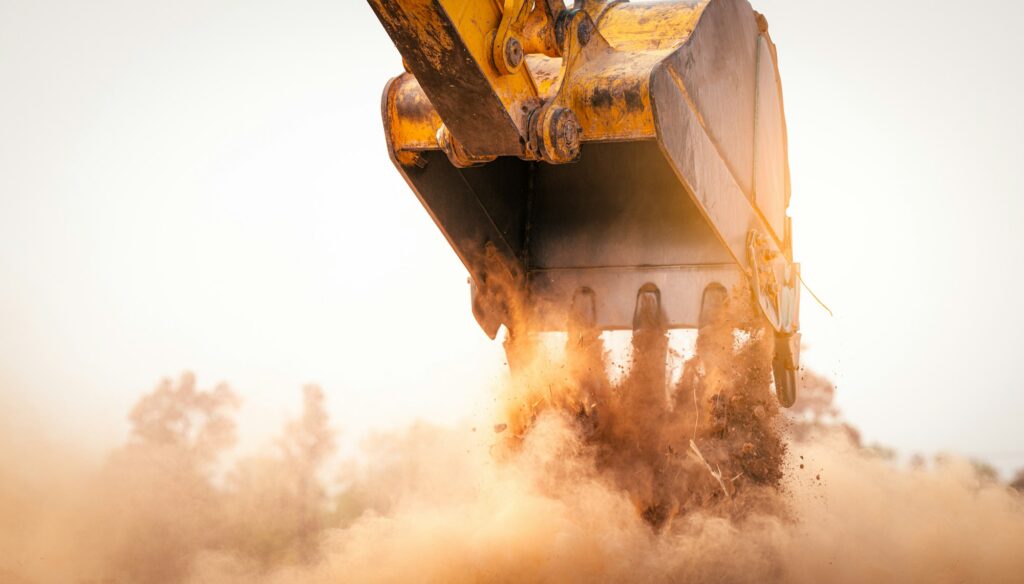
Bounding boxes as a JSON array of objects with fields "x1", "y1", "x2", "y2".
[{"x1": 368, "y1": 0, "x2": 801, "y2": 405}]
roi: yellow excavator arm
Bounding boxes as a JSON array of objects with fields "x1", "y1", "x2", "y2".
[{"x1": 368, "y1": 0, "x2": 801, "y2": 405}]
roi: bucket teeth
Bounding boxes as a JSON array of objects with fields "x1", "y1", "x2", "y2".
[
  {"x1": 567, "y1": 287, "x2": 598, "y2": 339},
  {"x1": 564, "y1": 287, "x2": 609, "y2": 427},
  {"x1": 626, "y1": 283, "x2": 669, "y2": 408},
  {"x1": 698, "y1": 283, "x2": 728, "y2": 330},
  {"x1": 632, "y1": 283, "x2": 665, "y2": 333}
]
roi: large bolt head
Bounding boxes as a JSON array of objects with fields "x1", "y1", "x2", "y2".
[
  {"x1": 576, "y1": 18, "x2": 594, "y2": 47},
  {"x1": 504, "y1": 37, "x2": 524, "y2": 69},
  {"x1": 542, "y1": 106, "x2": 581, "y2": 164}
]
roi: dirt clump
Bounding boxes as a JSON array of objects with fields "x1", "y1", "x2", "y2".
[{"x1": 498, "y1": 281, "x2": 788, "y2": 528}]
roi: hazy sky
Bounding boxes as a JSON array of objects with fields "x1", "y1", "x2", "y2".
[{"x1": 1, "y1": 1, "x2": 1022, "y2": 473}]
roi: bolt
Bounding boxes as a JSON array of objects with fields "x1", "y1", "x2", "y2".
[
  {"x1": 557, "y1": 112, "x2": 579, "y2": 143},
  {"x1": 505, "y1": 37, "x2": 524, "y2": 69},
  {"x1": 528, "y1": 104, "x2": 581, "y2": 163},
  {"x1": 576, "y1": 18, "x2": 593, "y2": 46},
  {"x1": 548, "y1": 106, "x2": 581, "y2": 162}
]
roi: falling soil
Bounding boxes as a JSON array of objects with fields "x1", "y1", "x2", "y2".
[
  {"x1": 2, "y1": 258, "x2": 1024, "y2": 582},
  {"x1": 497, "y1": 282, "x2": 787, "y2": 529}
]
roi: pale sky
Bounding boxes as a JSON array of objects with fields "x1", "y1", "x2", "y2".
[{"x1": 1, "y1": 1, "x2": 1022, "y2": 473}]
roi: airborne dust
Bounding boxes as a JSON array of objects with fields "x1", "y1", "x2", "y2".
[{"x1": 1, "y1": 279, "x2": 1023, "y2": 583}]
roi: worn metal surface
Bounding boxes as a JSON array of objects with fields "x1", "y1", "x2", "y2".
[
  {"x1": 529, "y1": 141, "x2": 731, "y2": 269},
  {"x1": 527, "y1": 140, "x2": 736, "y2": 328},
  {"x1": 754, "y1": 34, "x2": 790, "y2": 242},
  {"x1": 597, "y1": 1, "x2": 705, "y2": 51},
  {"x1": 383, "y1": 73, "x2": 441, "y2": 163},
  {"x1": 373, "y1": 0, "x2": 798, "y2": 336},
  {"x1": 382, "y1": 77, "x2": 527, "y2": 277},
  {"x1": 372, "y1": 0, "x2": 802, "y2": 403},
  {"x1": 530, "y1": 264, "x2": 744, "y2": 331},
  {"x1": 368, "y1": 0, "x2": 537, "y2": 157},
  {"x1": 371, "y1": 0, "x2": 715, "y2": 161}
]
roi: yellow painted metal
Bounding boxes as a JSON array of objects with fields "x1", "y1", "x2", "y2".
[
  {"x1": 559, "y1": 48, "x2": 663, "y2": 143},
  {"x1": 492, "y1": 0, "x2": 529, "y2": 75},
  {"x1": 437, "y1": 0, "x2": 540, "y2": 130},
  {"x1": 597, "y1": 2, "x2": 705, "y2": 52},
  {"x1": 372, "y1": 0, "x2": 802, "y2": 405},
  {"x1": 384, "y1": 75, "x2": 441, "y2": 155},
  {"x1": 384, "y1": 0, "x2": 712, "y2": 157}
]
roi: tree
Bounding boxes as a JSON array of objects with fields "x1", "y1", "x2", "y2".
[
  {"x1": 101, "y1": 373, "x2": 241, "y2": 584},
  {"x1": 224, "y1": 385, "x2": 336, "y2": 566}
]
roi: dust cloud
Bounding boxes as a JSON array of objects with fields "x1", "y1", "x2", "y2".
[{"x1": 1, "y1": 286, "x2": 1023, "y2": 582}]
